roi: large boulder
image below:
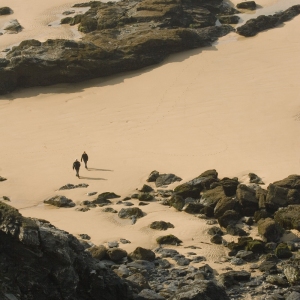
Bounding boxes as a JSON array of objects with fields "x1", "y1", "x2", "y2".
[
  {"x1": 156, "y1": 235, "x2": 182, "y2": 245},
  {"x1": 236, "y1": 184, "x2": 258, "y2": 216},
  {"x1": 266, "y1": 184, "x2": 300, "y2": 212},
  {"x1": 44, "y1": 195, "x2": 75, "y2": 207},
  {"x1": 106, "y1": 248, "x2": 128, "y2": 262},
  {"x1": 218, "y1": 270, "x2": 251, "y2": 288},
  {"x1": 219, "y1": 177, "x2": 239, "y2": 197},
  {"x1": 183, "y1": 202, "x2": 204, "y2": 214},
  {"x1": 0, "y1": 202, "x2": 132, "y2": 299},
  {"x1": 87, "y1": 245, "x2": 107, "y2": 260},
  {"x1": 236, "y1": 1, "x2": 257, "y2": 10},
  {"x1": 274, "y1": 205, "x2": 300, "y2": 230},
  {"x1": 214, "y1": 196, "x2": 240, "y2": 218},
  {"x1": 169, "y1": 194, "x2": 185, "y2": 211},
  {"x1": 275, "y1": 243, "x2": 293, "y2": 259},
  {"x1": 218, "y1": 210, "x2": 241, "y2": 228},
  {"x1": 128, "y1": 247, "x2": 155, "y2": 262},
  {"x1": 150, "y1": 221, "x2": 174, "y2": 230},
  {"x1": 272, "y1": 175, "x2": 300, "y2": 190},
  {"x1": 257, "y1": 218, "x2": 284, "y2": 242},
  {"x1": 200, "y1": 186, "x2": 226, "y2": 208},
  {"x1": 155, "y1": 173, "x2": 182, "y2": 187},
  {"x1": 118, "y1": 207, "x2": 144, "y2": 219}
]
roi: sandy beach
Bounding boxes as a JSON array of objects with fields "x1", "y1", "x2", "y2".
[{"x1": 0, "y1": 0, "x2": 300, "y2": 271}]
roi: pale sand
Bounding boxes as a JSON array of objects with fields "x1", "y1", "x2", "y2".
[{"x1": 0, "y1": 0, "x2": 300, "y2": 269}]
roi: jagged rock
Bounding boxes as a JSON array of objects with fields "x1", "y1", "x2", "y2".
[
  {"x1": 236, "y1": 250, "x2": 255, "y2": 261},
  {"x1": 156, "y1": 235, "x2": 182, "y2": 245},
  {"x1": 0, "y1": 7, "x2": 12, "y2": 15},
  {"x1": 274, "y1": 205, "x2": 300, "y2": 230},
  {"x1": 118, "y1": 207, "x2": 144, "y2": 219},
  {"x1": 265, "y1": 275, "x2": 289, "y2": 286},
  {"x1": 3, "y1": 19, "x2": 22, "y2": 33},
  {"x1": 87, "y1": 245, "x2": 107, "y2": 260},
  {"x1": 138, "y1": 193, "x2": 154, "y2": 201},
  {"x1": 59, "y1": 183, "x2": 89, "y2": 190},
  {"x1": 237, "y1": 5, "x2": 300, "y2": 37},
  {"x1": 140, "y1": 184, "x2": 154, "y2": 193},
  {"x1": 183, "y1": 202, "x2": 204, "y2": 214},
  {"x1": 0, "y1": 202, "x2": 132, "y2": 299},
  {"x1": 128, "y1": 247, "x2": 155, "y2": 262},
  {"x1": 169, "y1": 280, "x2": 229, "y2": 300},
  {"x1": 236, "y1": 1, "x2": 256, "y2": 10},
  {"x1": 102, "y1": 207, "x2": 118, "y2": 213},
  {"x1": 93, "y1": 192, "x2": 120, "y2": 204},
  {"x1": 218, "y1": 210, "x2": 241, "y2": 228},
  {"x1": 218, "y1": 270, "x2": 251, "y2": 288},
  {"x1": 106, "y1": 248, "x2": 127, "y2": 262},
  {"x1": 207, "y1": 226, "x2": 224, "y2": 236},
  {"x1": 169, "y1": 194, "x2": 185, "y2": 211},
  {"x1": 219, "y1": 177, "x2": 239, "y2": 197},
  {"x1": 137, "y1": 289, "x2": 164, "y2": 300},
  {"x1": 275, "y1": 243, "x2": 293, "y2": 259},
  {"x1": 284, "y1": 260, "x2": 300, "y2": 285},
  {"x1": 210, "y1": 234, "x2": 222, "y2": 244},
  {"x1": 249, "y1": 173, "x2": 264, "y2": 184},
  {"x1": 214, "y1": 196, "x2": 240, "y2": 218},
  {"x1": 155, "y1": 173, "x2": 182, "y2": 187},
  {"x1": 200, "y1": 186, "x2": 226, "y2": 208},
  {"x1": 44, "y1": 195, "x2": 75, "y2": 207},
  {"x1": 150, "y1": 221, "x2": 174, "y2": 230},
  {"x1": 147, "y1": 170, "x2": 160, "y2": 182},
  {"x1": 0, "y1": 176, "x2": 7, "y2": 182},
  {"x1": 257, "y1": 218, "x2": 284, "y2": 242},
  {"x1": 218, "y1": 15, "x2": 240, "y2": 24},
  {"x1": 236, "y1": 184, "x2": 259, "y2": 216},
  {"x1": 266, "y1": 184, "x2": 300, "y2": 212}
]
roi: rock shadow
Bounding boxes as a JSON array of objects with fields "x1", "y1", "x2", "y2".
[
  {"x1": 88, "y1": 168, "x2": 113, "y2": 172},
  {"x1": 79, "y1": 176, "x2": 107, "y2": 181}
]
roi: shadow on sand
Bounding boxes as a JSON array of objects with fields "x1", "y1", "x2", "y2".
[
  {"x1": 88, "y1": 168, "x2": 113, "y2": 172},
  {"x1": 79, "y1": 176, "x2": 107, "y2": 180}
]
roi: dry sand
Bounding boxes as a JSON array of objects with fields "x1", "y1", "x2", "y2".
[{"x1": 0, "y1": 0, "x2": 300, "y2": 269}]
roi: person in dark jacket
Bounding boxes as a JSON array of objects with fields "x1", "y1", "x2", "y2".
[
  {"x1": 73, "y1": 159, "x2": 81, "y2": 177},
  {"x1": 81, "y1": 151, "x2": 88, "y2": 169}
]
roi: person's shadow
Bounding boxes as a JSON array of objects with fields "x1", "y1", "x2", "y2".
[
  {"x1": 79, "y1": 176, "x2": 107, "y2": 180},
  {"x1": 87, "y1": 168, "x2": 113, "y2": 172}
]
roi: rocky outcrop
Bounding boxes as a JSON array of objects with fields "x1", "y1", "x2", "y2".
[
  {"x1": 0, "y1": 0, "x2": 235, "y2": 94},
  {"x1": 0, "y1": 202, "x2": 132, "y2": 299},
  {"x1": 44, "y1": 195, "x2": 75, "y2": 207},
  {"x1": 237, "y1": 5, "x2": 300, "y2": 37}
]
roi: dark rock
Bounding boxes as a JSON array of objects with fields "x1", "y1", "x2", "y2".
[
  {"x1": 256, "y1": 187, "x2": 268, "y2": 209},
  {"x1": 118, "y1": 207, "x2": 144, "y2": 219},
  {"x1": 138, "y1": 193, "x2": 154, "y2": 201},
  {"x1": 220, "y1": 177, "x2": 239, "y2": 197},
  {"x1": 44, "y1": 195, "x2": 75, "y2": 207},
  {"x1": 139, "y1": 201, "x2": 149, "y2": 206},
  {"x1": 259, "y1": 260, "x2": 278, "y2": 273},
  {"x1": 156, "y1": 173, "x2": 182, "y2": 187},
  {"x1": 129, "y1": 247, "x2": 155, "y2": 262},
  {"x1": 200, "y1": 206, "x2": 215, "y2": 217},
  {"x1": 106, "y1": 248, "x2": 127, "y2": 262},
  {"x1": 249, "y1": 173, "x2": 264, "y2": 184},
  {"x1": 200, "y1": 186, "x2": 226, "y2": 208},
  {"x1": 87, "y1": 245, "x2": 107, "y2": 260},
  {"x1": 236, "y1": 250, "x2": 255, "y2": 261},
  {"x1": 227, "y1": 236, "x2": 253, "y2": 252},
  {"x1": 272, "y1": 174, "x2": 300, "y2": 190},
  {"x1": 137, "y1": 289, "x2": 164, "y2": 299},
  {"x1": 59, "y1": 183, "x2": 89, "y2": 190},
  {"x1": 0, "y1": 7, "x2": 12, "y2": 15},
  {"x1": 147, "y1": 170, "x2": 160, "y2": 182},
  {"x1": 156, "y1": 235, "x2": 182, "y2": 245},
  {"x1": 218, "y1": 270, "x2": 251, "y2": 287},
  {"x1": 218, "y1": 210, "x2": 241, "y2": 228},
  {"x1": 4, "y1": 19, "x2": 22, "y2": 33},
  {"x1": 103, "y1": 207, "x2": 118, "y2": 213},
  {"x1": 236, "y1": 184, "x2": 258, "y2": 216},
  {"x1": 284, "y1": 260, "x2": 300, "y2": 285},
  {"x1": 286, "y1": 292, "x2": 300, "y2": 300},
  {"x1": 254, "y1": 209, "x2": 272, "y2": 222},
  {"x1": 236, "y1": 1, "x2": 257, "y2": 10},
  {"x1": 0, "y1": 59, "x2": 10, "y2": 68},
  {"x1": 127, "y1": 273, "x2": 151, "y2": 292},
  {"x1": 0, "y1": 176, "x2": 7, "y2": 181},
  {"x1": 93, "y1": 192, "x2": 120, "y2": 204},
  {"x1": 150, "y1": 221, "x2": 174, "y2": 230},
  {"x1": 183, "y1": 202, "x2": 204, "y2": 214},
  {"x1": 140, "y1": 184, "x2": 154, "y2": 193},
  {"x1": 199, "y1": 169, "x2": 218, "y2": 178},
  {"x1": 275, "y1": 243, "x2": 293, "y2": 259},
  {"x1": 155, "y1": 248, "x2": 179, "y2": 258},
  {"x1": 265, "y1": 275, "x2": 289, "y2": 286},
  {"x1": 210, "y1": 234, "x2": 222, "y2": 244},
  {"x1": 226, "y1": 224, "x2": 247, "y2": 236},
  {"x1": 246, "y1": 239, "x2": 265, "y2": 253},
  {"x1": 123, "y1": 202, "x2": 134, "y2": 206},
  {"x1": 0, "y1": 202, "x2": 132, "y2": 299},
  {"x1": 207, "y1": 226, "x2": 224, "y2": 236},
  {"x1": 257, "y1": 218, "x2": 284, "y2": 242},
  {"x1": 169, "y1": 280, "x2": 229, "y2": 300},
  {"x1": 214, "y1": 196, "x2": 240, "y2": 218},
  {"x1": 169, "y1": 194, "x2": 185, "y2": 211},
  {"x1": 274, "y1": 205, "x2": 300, "y2": 230},
  {"x1": 237, "y1": 5, "x2": 300, "y2": 37},
  {"x1": 173, "y1": 254, "x2": 191, "y2": 266},
  {"x1": 218, "y1": 15, "x2": 240, "y2": 24}
]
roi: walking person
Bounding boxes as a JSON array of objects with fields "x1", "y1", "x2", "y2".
[
  {"x1": 81, "y1": 151, "x2": 89, "y2": 169},
  {"x1": 73, "y1": 159, "x2": 81, "y2": 178}
]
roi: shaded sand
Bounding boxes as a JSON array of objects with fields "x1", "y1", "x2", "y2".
[{"x1": 0, "y1": 0, "x2": 300, "y2": 269}]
